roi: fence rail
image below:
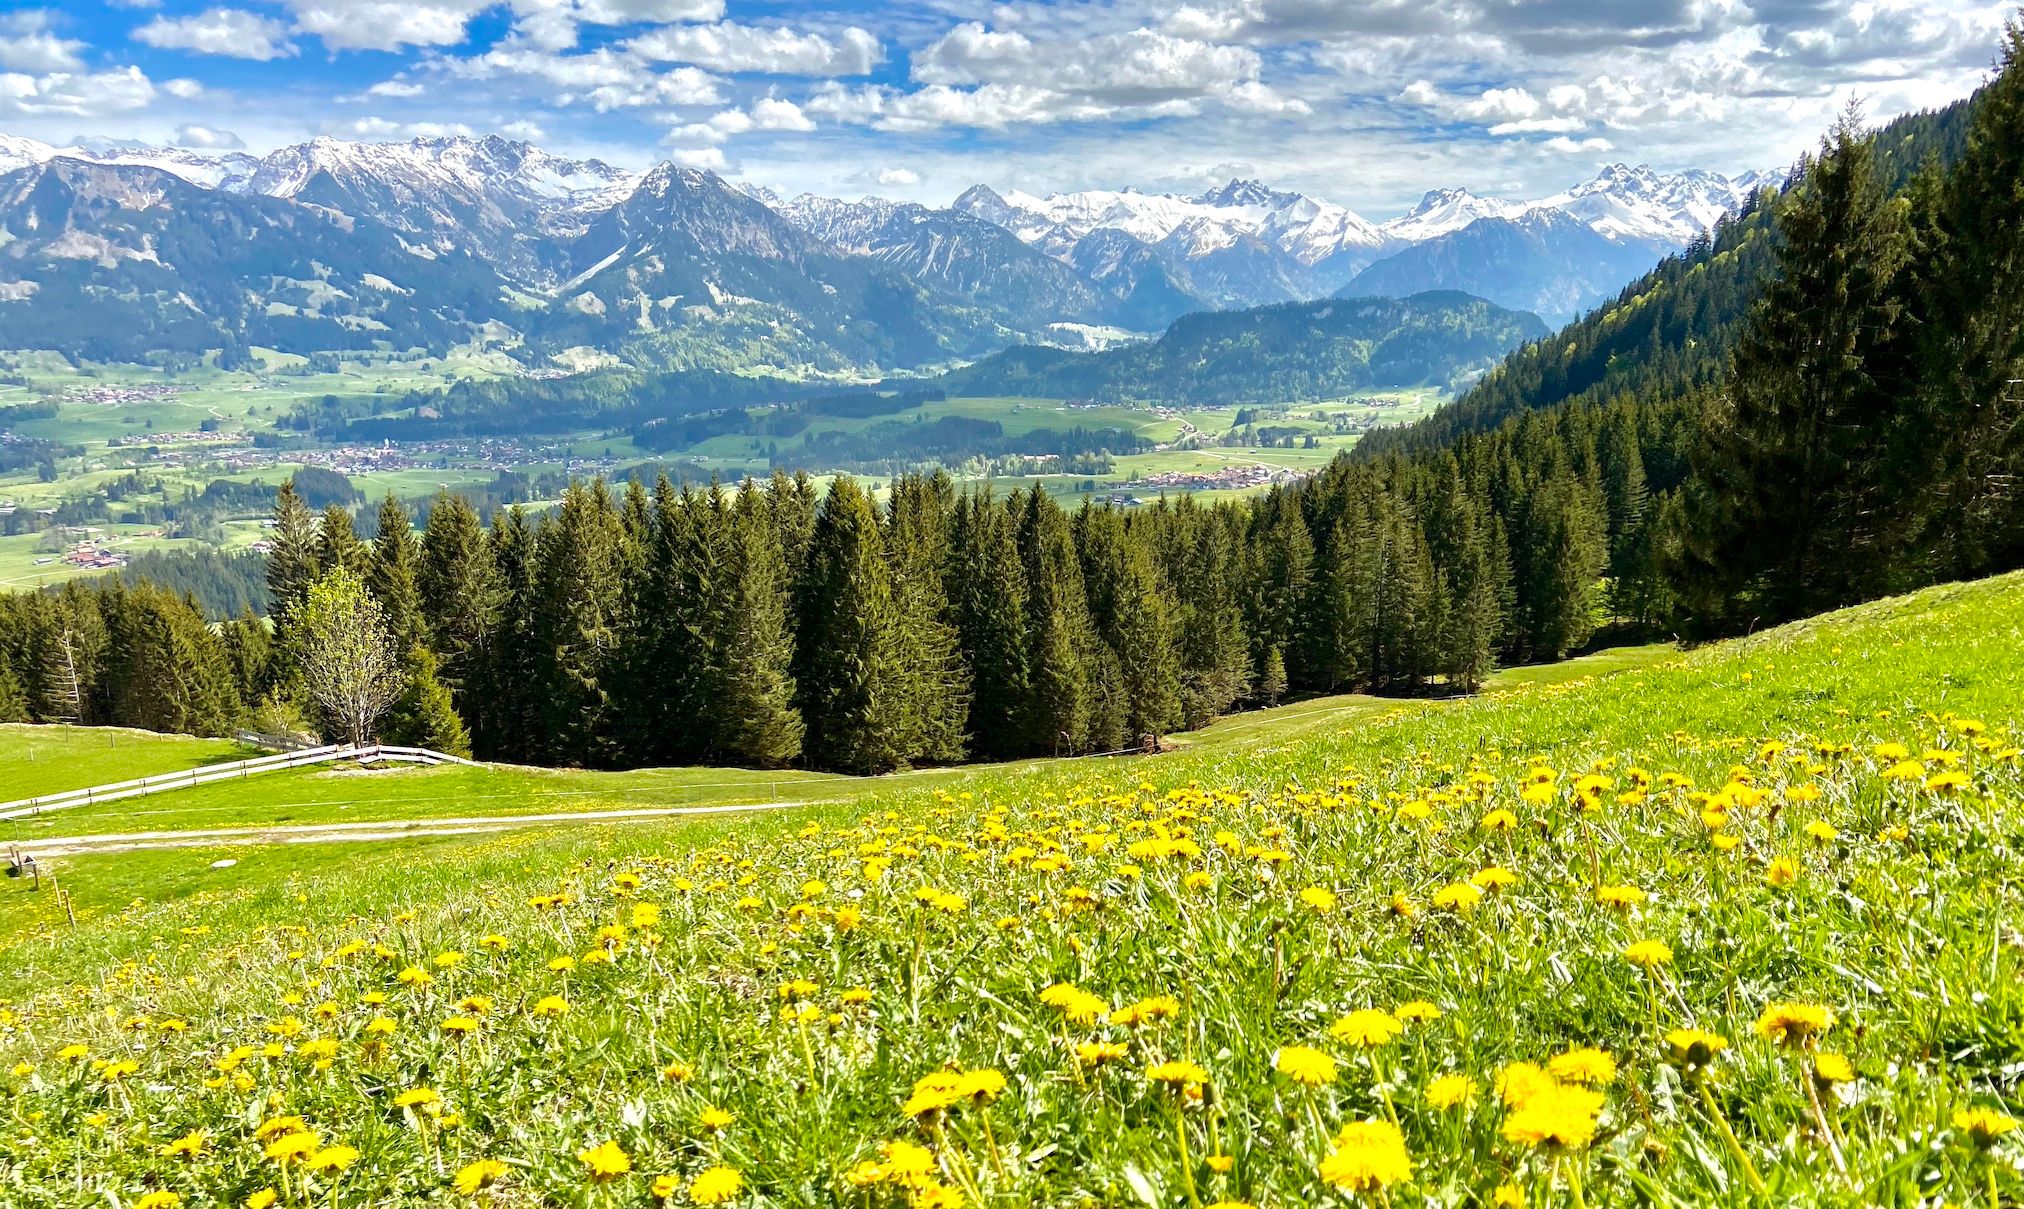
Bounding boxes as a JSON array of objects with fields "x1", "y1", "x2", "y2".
[{"x1": 0, "y1": 743, "x2": 477, "y2": 821}]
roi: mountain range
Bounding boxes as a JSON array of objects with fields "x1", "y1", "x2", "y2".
[{"x1": 0, "y1": 132, "x2": 1778, "y2": 372}]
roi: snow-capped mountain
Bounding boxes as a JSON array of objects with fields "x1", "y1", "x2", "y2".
[
  {"x1": 1380, "y1": 188, "x2": 1529, "y2": 243},
  {"x1": 243, "y1": 135, "x2": 638, "y2": 281},
  {"x1": 1535, "y1": 164, "x2": 1780, "y2": 245},
  {"x1": 1346, "y1": 209, "x2": 1673, "y2": 323},
  {"x1": 0, "y1": 134, "x2": 260, "y2": 189},
  {"x1": 952, "y1": 179, "x2": 1390, "y2": 307}
]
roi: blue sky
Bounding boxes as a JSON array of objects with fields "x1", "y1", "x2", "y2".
[{"x1": 1, "y1": 0, "x2": 2012, "y2": 215}]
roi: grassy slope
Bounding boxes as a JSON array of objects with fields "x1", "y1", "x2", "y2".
[
  {"x1": 0, "y1": 646, "x2": 1676, "y2": 849},
  {"x1": 0, "y1": 724, "x2": 255, "y2": 800},
  {"x1": 0, "y1": 577, "x2": 2017, "y2": 1206}
]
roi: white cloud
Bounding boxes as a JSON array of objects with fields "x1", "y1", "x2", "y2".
[
  {"x1": 1544, "y1": 135, "x2": 1614, "y2": 154},
  {"x1": 163, "y1": 78, "x2": 204, "y2": 98},
  {"x1": 876, "y1": 166, "x2": 920, "y2": 186},
  {"x1": 450, "y1": 43, "x2": 724, "y2": 111},
  {"x1": 175, "y1": 123, "x2": 247, "y2": 149},
  {"x1": 748, "y1": 97, "x2": 814, "y2": 131},
  {"x1": 0, "y1": 11, "x2": 85, "y2": 73},
  {"x1": 285, "y1": 0, "x2": 483, "y2": 53},
  {"x1": 572, "y1": 0, "x2": 723, "y2": 24},
  {"x1": 366, "y1": 80, "x2": 425, "y2": 98},
  {"x1": 0, "y1": 66, "x2": 157, "y2": 118},
  {"x1": 629, "y1": 23, "x2": 882, "y2": 76},
  {"x1": 667, "y1": 145, "x2": 728, "y2": 169},
  {"x1": 500, "y1": 119, "x2": 545, "y2": 141},
  {"x1": 135, "y1": 9, "x2": 299, "y2": 61},
  {"x1": 1488, "y1": 117, "x2": 1588, "y2": 135},
  {"x1": 803, "y1": 81, "x2": 890, "y2": 124}
]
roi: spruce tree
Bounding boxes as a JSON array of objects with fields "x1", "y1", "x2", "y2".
[
  {"x1": 794, "y1": 476, "x2": 906, "y2": 774},
  {"x1": 266, "y1": 481, "x2": 320, "y2": 628},
  {"x1": 1679, "y1": 104, "x2": 1911, "y2": 624},
  {"x1": 316, "y1": 504, "x2": 369, "y2": 579},
  {"x1": 1016, "y1": 487, "x2": 1094, "y2": 755},
  {"x1": 380, "y1": 645, "x2": 472, "y2": 757},
  {"x1": 483, "y1": 506, "x2": 542, "y2": 762},
  {"x1": 947, "y1": 489, "x2": 1030, "y2": 759},
  {"x1": 368, "y1": 494, "x2": 424, "y2": 653},
  {"x1": 885, "y1": 474, "x2": 971, "y2": 763},
  {"x1": 708, "y1": 480, "x2": 804, "y2": 767},
  {"x1": 0, "y1": 660, "x2": 26, "y2": 724},
  {"x1": 532, "y1": 481, "x2": 625, "y2": 767},
  {"x1": 417, "y1": 492, "x2": 497, "y2": 740}
]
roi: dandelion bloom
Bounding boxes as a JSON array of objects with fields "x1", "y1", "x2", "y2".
[
  {"x1": 1547, "y1": 1048, "x2": 1617, "y2": 1087},
  {"x1": 1274, "y1": 1045, "x2": 1338, "y2": 1087},
  {"x1": 531, "y1": 996, "x2": 570, "y2": 1018},
  {"x1": 1493, "y1": 1183, "x2": 1526, "y2": 1208},
  {"x1": 1953, "y1": 1108, "x2": 2018, "y2": 1147},
  {"x1": 1812, "y1": 1052, "x2": 1855, "y2": 1084},
  {"x1": 1501, "y1": 1082, "x2": 1606, "y2": 1150},
  {"x1": 393, "y1": 1088, "x2": 441, "y2": 1110},
  {"x1": 1479, "y1": 809, "x2": 1518, "y2": 832},
  {"x1": 652, "y1": 1174, "x2": 679, "y2": 1199},
  {"x1": 1622, "y1": 940, "x2": 1673, "y2": 969},
  {"x1": 904, "y1": 1071, "x2": 966, "y2": 1117},
  {"x1": 1495, "y1": 1062, "x2": 1553, "y2": 1109},
  {"x1": 1076, "y1": 1041, "x2": 1127, "y2": 1066},
  {"x1": 264, "y1": 1132, "x2": 321, "y2": 1166},
  {"x1": 1754, "y1": 1002, "x2": 1834, "y2": 1047},
  {"x1": 1596, "y1": 884, "x2": 1646, "y2": 909},
  {"x1": 159, "y1": 1130, "x2": 206, "y2": 1159},
  {"x1": 245, "y1": 1189, "x2": 278, "y2": 1209},
  {"x1": 1425, "y1": 1073, "x2": 1479, "y2": 1110},
  {"x1": 453, "y1": 1159, "x2": 507, "y2": 1195},
  {"x1": 1470, "y1": 866, "x2": 1519, "y2": 891},
  {"x1": 1432, "y1": 882, "x2": 1484, "y2": 912},
  {"x1": 1664, "y1": 1028, "x2": 1728, "y2": 1071},
  {"x1": 1299, "y1": 886, "x2": 1339, "y2": 913},
  {"x1": 1329, "y1": 1009, "x2": 1403, "y2": 1048},
  {"x1": 578, "y1": 1140, "x2": 632, "y2": 1182},
  {"x1": 1317, "y1": 1119, "x2": 1413, "y2": 1192},
  {"x1": 698, "y1": 1107, "x2": 736, "y2": 1131},
  {"x1": 1393, "y1": 1001, "x2": 1442, "y2": 1023},
  {"x1": 688, "y1": 1166, "x2": 743, "y2": 1204},
  {"x1": 133, "y1": 1194, "x2": 182, "y2": 1209},
  {"x1": 308, "y1": 1146, "x2": 361, "y2": 1175},
  {"x1": 1764, "y1": 858, "x2": 1801, "y2": 887},
  {"x1": 956, "y1": 1068, "x2": 1007, "y2": 1101},
  {"x1": 1146, "y1": 1060, "x2": 1210, "y2": 1087}
]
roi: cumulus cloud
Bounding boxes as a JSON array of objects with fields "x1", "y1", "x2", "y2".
[
  {"x1": 876, "y1": 166, "x2": 920, "y2": 186},
  {"x1": 0, "y1": 66, "x2": 158, "y2": 118},
  {"x1": 0, "y1": 11, "x2": 85, "y2": 73},
  {"x1": 174, "y1": 122, "x2": 246, "y2": 149},
  {"x1": 629, "y1": 23, "x2": 882, "y2": 76},
  {"x1": 448, "y1": 44, "x2": 724, "y2": 111},
  {"x1": 284, "y1": 0, "x2": 483, "y2": 53},
  {"x1": 135, "y1": 9, "x2": 299, "y2": 61}
]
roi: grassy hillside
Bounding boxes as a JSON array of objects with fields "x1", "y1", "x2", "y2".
[
  {"x1": 0, "y1": 724, "x2": 254, "y2": 800},
  {"x1": 0, "y1": 575, "x2": 2018, "y2": 1207}
]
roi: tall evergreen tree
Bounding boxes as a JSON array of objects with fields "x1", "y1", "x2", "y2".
[
  {"x1": 885, "y1": 474, "x2": 971, "y2": 763},
  {"x1": 266, "y1": 481, "x2": 320, "y2": 629},
  {"x1": 1017, "y1": 487, "x2": 1095, "y2": 755},
  {"x1": 417, "y1": 492, "x2": 497, "y2": 742},
  {"x1": 483, "y1": 506, "x2": 542, "y2": 762},
  {"x1": 707, "y1": 479, "x2": 804, "y2": 767},
  {"x1": 947, "y1": 489, "x2": 1030, "y2": 760},
  {"x1": 532, "y1": 481, "x2": 625, "y2": 767},
  {"x1": 316, "y1": 504, "x2": 369, "y2": 579},
  {"x1": 795, "y1": 476, "x2": 906, "y2": 774},
  {"x1": 369, "y1": 494, "x2": 424, "y2": 653},
  {"x1": 1678, "y1": 104, "x2": 1912, "y2": 624}
]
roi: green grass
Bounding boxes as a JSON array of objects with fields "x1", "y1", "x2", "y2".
[
  {"x1": 0, "y1": 575, "x2": 2018, "y2": 1206},
  {"x1": 0, "y1": 645, "x2": 1676, "y2": 847},
  {"x1": 0, "y1": 574, "x2": 2018, "y2": 1207},
  {"x1": 0, "y1": 724, "x2": 254, "y2": 800}
]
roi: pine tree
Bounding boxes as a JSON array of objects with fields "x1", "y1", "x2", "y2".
[
  {"x1": 0, "y1": 660, "x2": 27, "y2": 724},
  {"x1": 417, "y1": 492, "x2": 497, "y2": 741},
  {"x1": 316, "y1": 504, "x2": 369, "y2": 579},
  {"x1": 708, "y1": 480, "x2": 804, "y2": 767},
  {"x1": 947, "y1": 489, "x2": 1030, "y2": 759},
  {"x1": 100, "y1": 583, "x2": 242, "y2": 737},
  {"x1": 1248, "y1": 486, "x2": 1315, "y2": 690},
  {"x1": 483, "y1": 506, "x2": 542, "y2": 762},
  {"x1": 368, "y1": 494, "x2": 424, "y2": 654},
  {"x1": 380, "y1": 644, "x2": 472, "y2": 757},
  {"x1": 885, "y1": 474, "x2": 971, "y2": 763},
  {"x1": 1172, "y1": 502, "x2": 1250, "y2": 727},
  {"x1": 1909, "y1": 22, "x2": 2024, "y2": 575},
  {"x1": 266, "y1": 481, "x2": 320, "y2": 628},
  {"x1": 1679, "y1": 104, "x2": 1912, "y2": 624},
  {"x1": 794, "y1": 476, "x2": 906, "y2": 774},
  {"x1": 1017, "y1": 487, "x2": 1094, "y2": 755},
  {"x1": 219, "y1": 607, "x2": 273, "y2": 706},
  {"x1": 532, "y1": 481, "x2": 625, "y2": 767}
]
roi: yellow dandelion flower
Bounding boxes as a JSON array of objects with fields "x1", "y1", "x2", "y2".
[
  {"x1": 577, "y1": 1140, "x2": 632, "y2": 1182},
  {"x1": 453, "y1": 1159, "x2": 507, "y2": 1195},
  {"x1": 1146, "y1": 1060, "x2": 1210, "y2": 1087},
  {"x1": 1501, "y1": 1081, "x2": 1605, "y2": 1149},
  {"x1": 1812, "y1": 1052, "x2": 1855, "y2": 1084},
  {"x1": 1622, "y1": 939, "x2": 1673, "y2": 968},
  {"x1": 1754, "y1": 1002, "x2": 1833, "y2": 1047},
  {"x1": 1274, "y1": 1045, "x2": 1338, "y2": 1086},
  {"x1": 308, "y1": 1145, "x2": 361, "y2": 1175},
  {"x1": 1548, "y1": 1048, "x2": 1617, "y2": 1087},
  {"x1": 1076, "y1": 1041, "x2": 1128, "y2": 1066},
  {"x1": 133, "y1": 1194, "x2": 183, "y2": 1209},
  {"x1": 1329, "y1": 1009, "x2": 1403, "y2": 1048},
  {"x1": 1317, "y1": 1119, "x2": 1413, "y2": 1192},
  {"x1": 688, "y1": 1165, "x2": 743, "y2": 1204},
  {"x1": 1425, "y1": 1073, "x2": 1479, "y2": 1110},
  {"x1": 1954, "y1": 1108, "x2": 2018, "y2": 1147}
]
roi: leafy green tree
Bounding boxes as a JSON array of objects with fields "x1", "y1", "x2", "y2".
[{"x1": 295, "y1": 567, "x2": 401, "y2": 747}]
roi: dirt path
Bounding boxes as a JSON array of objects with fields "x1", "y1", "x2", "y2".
[{"x1": 15, "y1": 800, "x2": 820, "y2": 856}]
